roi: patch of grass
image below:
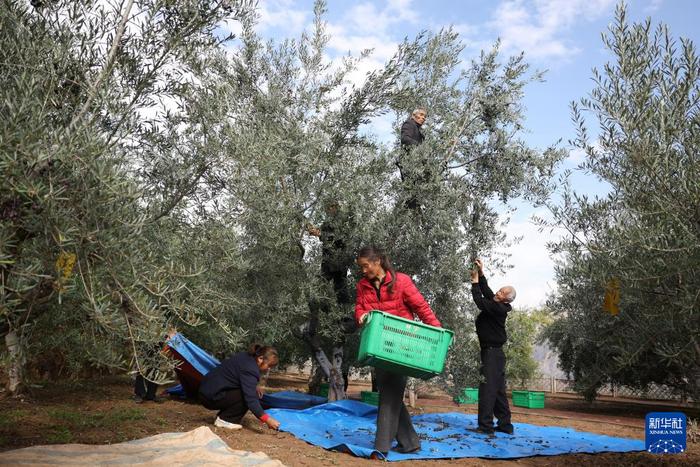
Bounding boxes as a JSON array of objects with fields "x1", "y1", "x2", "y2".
[
  {"x1": 48, "y1": 407, "x2": 146, "y2": 429},
  {"x1": 46, "y1": 426, "x2": 73, "y2": 444},
  {"x1": 103, "y1": 407, "x2": 146, "y2": 424},
  {"x1": 48, "y1": 408, "x2": 84, "y2": 425},
  {"x1": 0, "y1": 409, "x2": 30, "y2": 428}
]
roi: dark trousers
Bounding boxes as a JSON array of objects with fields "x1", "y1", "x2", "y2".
[
  {"x1": 320, "y1": 268, "x2": 351, "y2": 306},
  {"x1": 374, "y1": 369, "x2": 420, "y2": 453},
  {"x1": 134, "y1": 374, "x2": 158, "y2": 400},
  {"x1": 199, "y1": 389, "x2": 248, "y2": 424},
  {"x1": 478, "y1": 347, "x2": 512, "y2": 431}
]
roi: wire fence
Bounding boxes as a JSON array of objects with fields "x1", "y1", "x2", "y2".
[{"x1": 513, "y1": 377, "x2": 694, "y2": 403}]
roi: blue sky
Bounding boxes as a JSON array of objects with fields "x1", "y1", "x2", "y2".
[{"x1": 245, "y1": 0, "x2": 700, "y2": 307}]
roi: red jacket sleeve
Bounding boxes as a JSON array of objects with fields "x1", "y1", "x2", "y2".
[
  {"x1": 355, "y1": 282, "x2": 371, "y2": 325},
  {"x1": 402, "y1": 275, "x2": 441, "y2": 327}
]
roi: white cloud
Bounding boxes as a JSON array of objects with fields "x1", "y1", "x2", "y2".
[
  {"x1": 326, "y1": 23, "x2": 398, "y2": 60},
  {"x1": 345, "y1": 0, "x2": 418, "y2": 35},
  {"x1": 256, "y1": 0, "x2": 308, "y2": 36},
  {"x1": 565, "y1": 147, "x2": 587, "y2": 165},
  {"x1": 645, "y1": 0, "x2": 664, "y2": 13},
  {"x1": 490, "y1": 0, "x2": 616, "y2": 61},
  {"x1": 219, "y1": 18, "x2": 243, "y2": 38},
  {"x1": 322, "y1": 3, "x2": 414, "y2": 97},
  {"x1": 565, "y1": 139, "x2": 605, "y2": 166},
  {"x1": 489, "y1": 211, "x2": 561, "y2": 309}
]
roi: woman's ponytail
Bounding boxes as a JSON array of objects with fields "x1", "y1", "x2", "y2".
[{"x1": 247, "y1": 343, "x2": 279, "y2": 364}]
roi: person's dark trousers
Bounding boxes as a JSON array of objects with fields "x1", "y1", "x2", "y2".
[
  {"x1": 322, "y1": 269, "x2": 351, "y2": 305},
  {"x1": 374, "y1": 369, "x2": 420, "y2": 453},
  {"x1": 199, "y1": 389, "x2": 248, "y2": 424},
  {"x1": 477, "y1": 347, "x2": 513, "y2": 432},
  {"x1": 134, "y1": 374, "x2": 158, "y2": 400}
]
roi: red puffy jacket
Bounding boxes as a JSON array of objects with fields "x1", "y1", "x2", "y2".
[{"x1": 355, "y1": 270, "x2": 441, "y2": 327}]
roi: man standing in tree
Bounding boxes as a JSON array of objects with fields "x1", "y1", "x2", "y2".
[
  {"x1": 470, "y1": 259, "x2": 516, "y2": 435},
  {"x1": 398, "y1": 108, "x2": 428, "y2": 210}
]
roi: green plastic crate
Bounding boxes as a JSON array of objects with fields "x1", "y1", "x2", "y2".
[
  {"x1": 318, "y1": 382, "x2": 329, "y2": 398},
  {"x1": 512, "y1": 390, "x2": 545, "y2": 408},
  {"x1": 454, "y1": 387, "x2": 479, "y2": 404},
  {"x1": 357, "y1": 310, "x2": 454, "y2": 379},
  {"x1": 361, "y1": 391, "x2": 380, "y2": 406}
]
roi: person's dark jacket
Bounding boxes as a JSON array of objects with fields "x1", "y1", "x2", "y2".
[
  {"x1": 400, "y1": 118, "x2": 424, "y2": 147},
  {"x1": 472, "y1": 274, "x2": 511, "y2": 348},
  {"x1": 320, "y1": 213, "x2": 354, "y2": 275},
  {"x1": 198, "y1": 352, "x2": 267, "y2": 420}
]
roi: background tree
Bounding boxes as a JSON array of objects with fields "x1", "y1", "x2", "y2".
[
  {"x1": 0, "y1": 0, "x2": 253, "y2": 393},
  {"x1": 542, "y1": 3, "x2": 700, "y2": 401}
]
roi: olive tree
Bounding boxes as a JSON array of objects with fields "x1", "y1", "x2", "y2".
[{"x1": 543, "y1": 3, "x2": 700, "y2": 400}]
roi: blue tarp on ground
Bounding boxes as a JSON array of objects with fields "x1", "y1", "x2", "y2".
[
  {"x1": 267, "y1": 400, "x2": 645, "y2": 461},
  {"x1": 262, "y1": 391, "x2": 328, "y2": 410}
]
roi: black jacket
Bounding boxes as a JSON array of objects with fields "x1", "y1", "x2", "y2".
[
  {"x1": 320, "y1": 212, "x2": 354, "y2": 275},
  {"x1": 198, "y1": 352, "x2": 266, "y2": 418},
  {"x1": 400, "y1": 118, "x2": 424, "y2": 147},
  {"x1": 472, "y1": 274, "x2": 511, "y2": 348}
]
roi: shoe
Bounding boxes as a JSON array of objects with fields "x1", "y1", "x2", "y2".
[
  {"x1": 214, "y1": 416, "x2": 243, "y2": 430},
  {"x1": 495, "y1": 425, "x2": 514, "y2": 435},
  {"x1": 146, "y1": 396, "x2": 167, "y2": 403},
  {"x1": 468, "y1": 427, "x2": 495, "y2": 436},
  {"x1": 132, "y1": 395, "x2": 145, "y2": 404},
  {"x1": 370, "y1": 451, "x2": 389, "y2": 460},
  {"x1": 392, "y1": 443, "x2": 421, "y2": 454}
]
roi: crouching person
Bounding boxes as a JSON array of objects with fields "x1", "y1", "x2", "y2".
[{"x1": 198, "y1": 343, "x2": 281, "y2": 431}]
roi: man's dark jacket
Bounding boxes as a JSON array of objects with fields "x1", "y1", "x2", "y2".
[
  {"x1": 472, "y1": 274, "x2": 511, "y2": 348},
  {"x1": 400, "y1": 118, "x2": 424, "y2": 147}
]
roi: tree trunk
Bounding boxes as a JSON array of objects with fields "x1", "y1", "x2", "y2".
[
  {"x1": 6, "y1": 330, "x2": 26, "y2": 395},
  {"x1": 329, "y1": 344, "x2": 346, "y2": 401},
  {"x1": 312, "y1": 347, "x2": 346, "y2": 401},
  {"x1": 307, "y1": 359, "x2": 324, "y2": 395}
]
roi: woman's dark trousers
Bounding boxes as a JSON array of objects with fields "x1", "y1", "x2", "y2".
[
  {"x1": 374, "y1": 369, "x2": 420, "y2": 453},
  {"x1": 478, "y1": 347, "x2": 513, "y2": 431},
  {"x1": 199, "y1": 389, "x2": 248, "y2": 424}
]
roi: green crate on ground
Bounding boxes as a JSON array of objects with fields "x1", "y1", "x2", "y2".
[
  {"x1": 357, "y1": 310, "x2": 454, "y2": 379},
  {"x1": 318, "y1": 383, "x2": 329, "y2": 398},
  {"x1": 512, "y1": 390, "x2": 545, "y2": 408},
  {"x1": 361, "y1": 391, "x2": 380, "y2": 406},
  {"x1": 454, "y1": 387, "x2": 479, "y2": 404}
]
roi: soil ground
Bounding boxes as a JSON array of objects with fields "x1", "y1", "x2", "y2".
[{"x1": 0, "y1": 373, "x2": 698, "y2": 466}]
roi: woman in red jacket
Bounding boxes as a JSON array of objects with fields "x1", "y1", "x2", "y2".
[{"x1": 355, "y1": 246, "x2": 441, "y2": 457}]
